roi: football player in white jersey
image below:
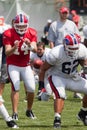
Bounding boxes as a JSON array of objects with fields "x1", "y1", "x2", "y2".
[
  {"x1": 39, "y1": 33, "x2": 87, "y2": 128},
  {"x1": 48, "y1": 6, "x2": 82, "y2": 99},
  {"x1": 30, "y1": 42, "x2": 52, "y2": 101}
]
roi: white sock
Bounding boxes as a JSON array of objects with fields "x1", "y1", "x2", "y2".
[
  {"x1": 0, "y1": 104, "x2": 11, "y2": 121},
  {"x1": 55, "y1": 113, "x2": 61, "y2": 118},
  {"x1": 0, "y1": 96, "x2": 4, "y2": 102},
  {"x1": 82, "y1": 107, "x2": 87, "y2": 111}
]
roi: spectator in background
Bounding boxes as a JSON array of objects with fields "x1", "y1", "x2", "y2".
[
  {"x1": 71, "y1": 10, "x2": 84, "y2": 31},
  {"x1": 47, "y1": 6, "x2": 79, "y2": 48},
  {"x1": 44, "y1": 19, "x2": 52, "y2": 37},
  {"x1": 41, "y1": 19, "x2": 52, "y2": 45},
  {"x1": 0, "y1": 16, "x2": 18, "y2": 128},
  {"x1": 71, "y1": 10, "x2": 80, "y2": 27}
]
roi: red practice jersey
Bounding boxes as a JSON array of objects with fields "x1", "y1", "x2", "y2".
[{"x1": 3, "y1": 28, "x2": 37, "y2": 67}]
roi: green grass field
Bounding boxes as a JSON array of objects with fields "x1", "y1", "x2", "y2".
[{"x1": 1, "y1": 82, "x2": 87, "y2": 130}]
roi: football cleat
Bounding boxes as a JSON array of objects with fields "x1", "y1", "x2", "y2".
[
  {"x1": 26, "y1": 110, "x2": 37, "y2": 119},
  {"x1": 53, "y1": 116, "x2": 61, "y2": 128},
  {"x1": 77, "y1": 109, "x2": 87, "y2": 125},
  {"x1": 12, "y1": 113, "x2": 18, "y2": 121},
  {"x1": 6, "y1": 120, "x2": 19, "y2": 128}
]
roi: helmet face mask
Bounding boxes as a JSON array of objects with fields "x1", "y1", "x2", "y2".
[
  {"x1": 63, "y1": 33, "x2": 80, "y2": 58},
  {"x1": 65, "y1": 44, "x2": 79, "y2": 58},
  {"x1": 14, "y1": 14, "x2": 29, "y2": 35}
]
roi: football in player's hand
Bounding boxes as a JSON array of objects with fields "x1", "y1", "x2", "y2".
[{"x1": 33, "y1": 59, "x2": 43, "y2": 69}]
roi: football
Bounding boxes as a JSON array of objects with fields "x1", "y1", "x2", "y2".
[{"x1": 33, "y1": 59, "x2": 43, "y2": 69}]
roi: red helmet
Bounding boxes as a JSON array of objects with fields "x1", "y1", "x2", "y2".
[
  {"x1": 14, "y1": 13, "x2": 29, "y2": 35},
  {"x1": 63, "y1": 33, "x2": 80, "y2": 58}
]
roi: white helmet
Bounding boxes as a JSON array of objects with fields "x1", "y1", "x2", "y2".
[
  {"x1": 14, "y1": 13, "x2": 29, "y2": 35},
  {"x1": 63, "y1": 33, "x2": 80, "y2": 58}
]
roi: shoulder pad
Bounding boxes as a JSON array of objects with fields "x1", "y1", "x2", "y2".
[{"x1": 28, "y1": 28, "x2": 37, "y2": 36}]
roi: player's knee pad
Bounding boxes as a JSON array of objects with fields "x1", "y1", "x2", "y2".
[{"x1": 26, "y1": 87, "x2": 35, "y2": 93}]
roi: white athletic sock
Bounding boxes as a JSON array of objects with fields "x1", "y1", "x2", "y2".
[
  {"x1": 0, "y1": 104, "x2": 11, "y2": 121},
  {"x1": 0, "y1": 96, "x2": 4, "y2": 102},
  {"x1": 81, "y1": 107, "x2": 87, "y2": 111},
  {"x1": 55, "y1": 113, "x2": 61, "y2": 118}
]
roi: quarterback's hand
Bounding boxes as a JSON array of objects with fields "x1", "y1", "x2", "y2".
[
  {"x1": 24, "y1": 38, "x2": 31, "y2": 47},
  {"x1": 14, "y1": 40, "x2": 20, "y2": 49}
]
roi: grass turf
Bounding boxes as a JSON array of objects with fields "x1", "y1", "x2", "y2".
[{"x1": 0, "y1": 81, "x2": 87, "y2": 130}]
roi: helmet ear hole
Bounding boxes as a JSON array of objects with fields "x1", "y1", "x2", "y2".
[{"x1": 14, "y1": 13, "x2": 29, "y2": 35}]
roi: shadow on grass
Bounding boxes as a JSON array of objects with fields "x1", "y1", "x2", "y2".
[
  {"x1": 19, "y1": 124, "x2": 85, "y2": 129},
  {"x1": 66, "y1": 98, "x2": 81, "y2": 102},
  {"x1": 20, "y1": 124, "x2": 53, "y2": 128},
  {"x1": 62, "y1": 124, "x2": 84, "y2": 128}
]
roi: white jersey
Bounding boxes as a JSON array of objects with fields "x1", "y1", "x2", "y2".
[
  {"x1": 47, "y1": 19, "x2": 79, "y2": 46},
  {"x1": 46, "y1": 43, "x2": 87, "y2": 78},
  {"x1": 30, "y1": 47, "x2": 52, "y2": 95},
  {"x1": 30, "y1": 47, "x2": 51, "y2": 74},
  {"x1": 30, "y1": 47, "x2": 51, "y2": 61}
]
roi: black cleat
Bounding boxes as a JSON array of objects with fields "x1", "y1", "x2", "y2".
[
  {"x1": 6, "y1": 120, "x2": 19, "y2": 128},
  {"x1": 53, "y1": 116, "x2": 61, "y2": 128},
  {"x1": 26, "y1": 110, "x2": 37, "y2": 119},
  {"x1": 78, "y1": 109, "x2": 87, "y2": 125},
  {"x1": 12, "y1": 113, "x2": 18, "y2": 121}
]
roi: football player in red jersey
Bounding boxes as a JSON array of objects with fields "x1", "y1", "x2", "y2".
[{"x1": 3, "y1": 13, "x2": 37, "y2": 121}]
